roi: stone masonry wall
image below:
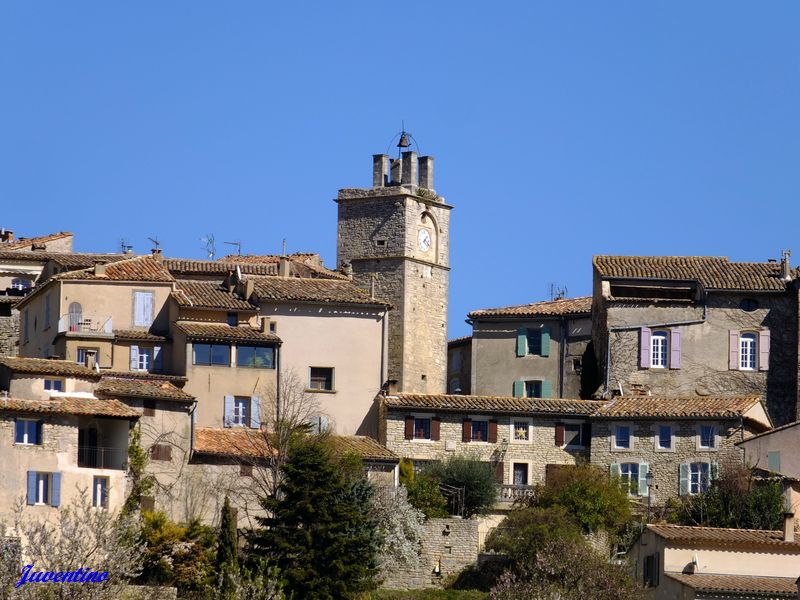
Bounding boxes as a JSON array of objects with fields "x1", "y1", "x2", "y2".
[{"x1": 0, "y1": 308, "x2": 19, "y2": 357}]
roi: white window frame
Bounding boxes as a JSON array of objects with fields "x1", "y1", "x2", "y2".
[
  {"x1": 654, "y1": 423, "x2": 675, "y2": 453},
  {"x1": 512, "y1": 461, "x2": 531, "y2": 486},
  {"x1": 35, "y1": 473, "x2": 50, "y2": 505},
  {"x1": 93, "y1": 476, "x2": 109, "y2": 509},
  {"x1": 11, "y1": 278, "x2": 31, "y2": 291},
  {"x1": 510, "y1": 418, "x2": 532, "y2": 443},
  {"x1": 619, "y1": 462, "x2": 640, "y2": 497},
  {"x1": 612, "y1": 423, "x2": 634, "y2": 451},
  {"x1": 412, "y1": 413, "x2": 433, "y2": 441},
  {"x1": 650, "y1": 331, "x2": 668, "y2": 368},
  {"x1": 44, "y1": 378, "x2": 64, "y2": 393},
  {"x1": 697, "y1": 424, "x2": 718, "y2": 451},
  {"x1": 15, "y1": 419, "x2": 40, "y2": 445},
  {"x1": 233, "y1": 397, "x2": 250, "y2": 427},
  {"x1": 135, "y1": 347, "x2": 152, "y2": 372},
  {"x1": 739, "y1": 333, "x2": 757, "y2": 371},
  {"x1": 689, "y1": 462, "x2": 711, "y2": 495}
]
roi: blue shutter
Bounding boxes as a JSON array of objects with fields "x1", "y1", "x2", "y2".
[
  {"x1": 768, "y1": 451, "x2": 781, "y2": 473},
  {"x1": 223, "y1": 396, "x2": 235, "y2": 428},
  {"x1": 250, "y1": 396, "x2": 261, "y2": 429},
  {"x1": 638, "y1": 462, "x2": 649, "y2": 496},
  {"x1": 516, "y1": 329, "x2": 527, "y2": 357},
  {"x1": 36, "y1": 421, "x2": 43, "y2": 445},
  {"x1": 153, "y1": 345, "x2": 163, "y2": 371},
  {"x1": 26, "y1": 471, "x2": 36, "y2": 505},
  {"x1": 129, "y1": 345, "x2": 139, "y2": 371},
  {"x1": 679, "y1": 463, "x2": 689, "y2": 496},
  {"x1": 541, "y1": 380, "x2": 552, "y2": 398},
  {"x1": 540, "y1": 328, "x2": 551, "y2": 357},
  {"x1": 51, "y1": 473, "x2": 61, "y2": 507},
  {"x1": 512, "y1": 380, "x2": 524, "y2": 397}
]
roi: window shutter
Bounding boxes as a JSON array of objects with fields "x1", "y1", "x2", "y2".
[
  {"x1": 404, "y1": 416, "x2": 414, "y2": 440},
  {"x1": 516, "y1": 329, "x2": 527, "y2": 357},
  {"x1": 759, "y1": 329, "x2": 770, "y2": 371},
  {"x1": 93, "y1": 478, "x2": 98, "y2": 507},
  {"x1": 580, "y1": 422, "x2": 591, "y2": 447},
  {"x1": 540, "y1": 328, "x2": 551, "y2": 357},
  {"x1": 51, "y1": 473, "x2": 61, "y2": 507},
  {"x1": 431, "y1": 416, "x2": 441, "y2": 441},
  {"x1": 541, "y1": 380, "x2": 552, "y2": 399},
  {"x1": 679, "y1": 463, "x2": 689, "y2": 496},
  {"x1": 555, "y1": 423, "x2": 565, "y2": 447},
  {"x1": 129, "y1": 345, "x2": 139, "y2": 371},
  {"x1": 640, "y1": 327, "x2": 651, "y2": 368},
  {"x1": 223, "y1": 395, "x2": 235, "y2": 428},
  {"x1": 638, "y1": 463, "x2": 649, "y2": 496},
  {"x1": 250, "y1": 396, "x2": 261, "y2": 429},
  {"x1": 512, "y1": 380, "x2": 524, "y2": 398},
  {"x1": 729, "y1": 330, "x2": 740, "y2": 370},
  {"x1": 153, "y1": 345, "x2": 163, "y2": 371},
  {"x1": 670, "y1": 328, "x2": 682, "y2": 369},
  {"x1": 768, "y1": 451, "x2": 781, "y2": 472},
  {"x1": 26, "y1": 471, "x2": 36, "y2": 505},
  {"x1": 610, "y1": 463, "x2": 620, "y2": 479},
  {"x1": 462, "y1": 418, "x2": 472, "y2": 443},
  {"x1": 488, "y1": 420, "x2": 498, "y2": 443},
  {"x1": 710, "y1": 461, "x2": 719, "y2": 481},
  {"x1": 494, "y1": 461, "x2": 505, "y2": 484},
  {"x1": 36, "y1": 421, "x2": 43, "y2": 445}
]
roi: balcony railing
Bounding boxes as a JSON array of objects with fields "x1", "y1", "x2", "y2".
[
  {"x1": 77, "y1": 446, "x2": 127, "y2": 470},
  {"x1": 498, "y1": 484, "x2": 537, "y2": 503},
  {"x1": 58, "y1": 314, "x2": 113, "y2": 334}
]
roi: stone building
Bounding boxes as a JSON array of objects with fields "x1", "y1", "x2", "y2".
[
  {"x1": 337, "y1": 149, "x2": 451, "y2": 394},
  {"x1": 591, "y1": 254, "x2": 800, "y2": 425},
  {"x1": 446, "y1": 336, "x2": 471, "y2": 395},
  {"x1": 466, "y1": 296, "x2": 592, "y2": 399}
]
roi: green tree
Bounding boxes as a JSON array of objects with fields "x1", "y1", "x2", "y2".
[
  {"x1": 248, "y1": 437, "x2": 380, "y2": 599},
  {"x1": 424, "y1": 455, "x2": 497, "y2": 517},
  {"x1": 406, "y1": 474, "x2": 449, "y2": 519},
  {"x1": 121, "y1": 425, "x2": 155, "y2": 516},
  {"x1": 216, "y1": 496, "x2": 239, "y2": 599}
]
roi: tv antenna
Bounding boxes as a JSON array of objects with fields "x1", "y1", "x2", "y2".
[
  {"x1": 147, "y1": 237, "x2": 161, "y2": 252},
  {"x1": 200, "y1": 234, "x2": 216, "y2": 259},
  {"x1": 550, "y1": 283, "x2": 568, "y2": 301},
  {"x1": 119, "y1": 239, "x2": 134, "y2": 254},
  {"x1": 224, "y1": 240, "x2": 242, "y2": 256}
]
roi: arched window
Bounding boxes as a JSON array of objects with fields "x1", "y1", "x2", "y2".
[
  {"x1": 68, "y1": 302, "x2": 83, "y2": 332},
  {"x1": 11, "y1": 278, "x2": 31, "y2": 291},
  {"x1": 739, "y1": 333, "x2": 757, "y2": 370},
  {"x1": 650, "y1": 331, "x2": 668, "y2": 368}
]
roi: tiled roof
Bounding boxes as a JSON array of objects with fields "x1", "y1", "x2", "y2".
[
  {"x1": 384, "y1": 393, "x2": 604, "y2": 416},
  {"x1": 648, "y1": 524, "x2": 800, "y2": 549},
  {"x1": 0, "y1": 357, "x2": 101, "y2": 380},
  {"x1": 0, "y1": 395, "x2": 139, "y2": 419},
  {"x1": 593, "y1": 396, "x2": 763, "y2": 420},
  {"x1": 220, "y1": 254, "x2": 347, "y2": 280},
  {"x1": 164, "y1": 258, "x2": 277, "y2": 277},
  {"x1": 736, "y1": 418, "x2": 800, "y2": 444},
  {"x1": 113, "y1": 329, "x2": 169, "y2": 342},
  {"x1": 101, "y1": 370, "x2": 187, "y2": 383},
  {"x1": 194, "y1": 427, "x2": 273, "y2": 457},
  {"x1": 664, "y1": 573, "x2": 797, "y2": 596},
  {"x1": 251, "y1": 277, "x2": 391, "y2": 307},
  {"x1": 173, "y1": 280, "x2": 258, "y2": 310},
  {"x1": 593, "y1": 256, "x2": 798, "y2": 291},
  {"x1": 53, "y1": 255, "x2": 174, "y2": 282},
  {"x1": 0, "y1": 232, "x2": 72, "y2": 251},
  {"x1": 448, "y1": 336, "x2": 471, "y2": 346},
  {"x1": 331, "y1": 436, "x2": 398, "y2": 462},
  {"x1": 469, "y1": 296, "x2": 592, "y2": 318},
  {"x1": 173, "y1": 321, "x2": 281, "y2": 343},
  {"x1": 96, "y1": 378, "x2": 194, "y2": 402},
  {"x1": 0, "y1": 251, "x2": 127, "y2": 267}
]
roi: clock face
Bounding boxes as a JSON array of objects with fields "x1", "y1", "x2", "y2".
[{"x1": 418, "y1": 229, "x2": 431, "y2": 252}]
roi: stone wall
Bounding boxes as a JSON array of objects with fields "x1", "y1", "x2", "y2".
[
  {"x1": 0, "y1": 306, "x2": 19, "y2": 357},
  {"x1": 381, "y1": 517, "x2": 479, "y2": 590}
]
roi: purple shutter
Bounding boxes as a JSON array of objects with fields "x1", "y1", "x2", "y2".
[
  {"x1": 729, "y1": 330, "x2": 739, "y2": 370},
  {"x1": 670, "y1": 328, "x2": 682, "y2": 369},
  {"x1": 759, "y1": 329, "x2": 770, "y2": 371},
  {"x1": 640, "y1": 328, "x2": 652, "y2": 368}
]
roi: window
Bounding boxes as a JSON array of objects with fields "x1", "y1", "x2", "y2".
[
  {"x1": 513, "y1": 463, "x2": 529, "y2": 486},
  {"x1": 15, "y1": 419, "x2": 42, "y2": 445},
  {"x1": 143, "y1": 399, "x2": 156, "y2": 417},
  {"x1": 133, "y1": 291, "x2": 155, "y2": 327},
  {"x1": 656, "y1": 425, "x2": 673, "y2": 450},
  {"x1": 613, "y1": 425, "x2": 632, "y2": 449},
  {"x1": 526, "y1": 330, "x2": 542, "y2": 355},
  {"x1": 227, "y1": 312, "x2": 237, "y2": 326},
  {"x1": 150, "y1": 444, "x2": 172, "y2": 461},
  {"x1": 699, "y1": 425, "x2": 716, "y2": 449},
  {"x1": 11, "y1": 278, "x2": 31, "y2": 291},
  {"x1": 136, "y1": 347, "x2": 152, "y2": 371},
  {"x1": 563, "y1": 423, "x2": 584, "y2": 448},
  {"x1": 619, "y1": 463, "x2": 639, "y2": 496},
  {"x1": 451, "y1": 351, "x2": 462, "y2": 371},
  {"x1": 740, "y1": 298, "x2": 759, "y2": 312},
  {"x1": 76, "y1": 347, "x2": 99, "y2": 366},
  {"x1": 512, "y1": 420, "x2": 530, "y2": 442},
  {"x1": 643, "y1": 553, "x2": 660, "y2": 587},
  {"x1": 27, "y1": 471, "x2": 60, "y2": 507},
  {"x1": 471, "y1": 420, "x2": 489, "y2": 442},
  {"x1": 236, "y1": 345, "x2": 275, "y2": 369},
  {"x1": 193, "y1": 344, "x2": 230, "y2": 366},
  {"x1": 650, "y1": 331, "x2": 668, "y2": 368},
  {"x1": 309, "y1": 367, "x2": 334, "y2": 391},
  {"x1": 449, "y1": 378, "x2": 461, "y2": 394},
  {"x1": 768, "y1": 451, "x2": 781, "y2": 472},
  {"x1": 517, "y1": 327, "x2": 550, "y2": 357},
  {"x1": 525, "y1": 381, "x2": 542, "y2": 398},
  {"x1": 414, "y1": 417, "x2": 431, "y2": 440},
  {"x1": 92, "y1": 477, "x2": 109, "y2": 508},
  {"x1": 35, "y1": 473, "x2": 49, "y2": 505},
  {"x1": 690, "y1": 462, "x2": 710, "y2": 494},
  {"x1": 233, "y1": 397, "x2": 250, "y2": 426},
  {"x1": 740, "y1": 333, "x2": 757, "y2": 370},
  {"x1": 44, "y1": 379, "x2": 64, "y2": 392}
]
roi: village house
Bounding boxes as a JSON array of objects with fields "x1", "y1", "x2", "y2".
[{"x1": 446, "y1": 336, "x2": 471, "y2": 395}]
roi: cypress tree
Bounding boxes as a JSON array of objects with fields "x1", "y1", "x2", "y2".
[{"x1": 217, "y1": 496, "x2": 239, "y2": 599}]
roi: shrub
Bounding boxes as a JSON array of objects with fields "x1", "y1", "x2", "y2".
[
  {"x1": 406, "y1": 474, "x2": 449, "y2": 519},
  {"x1": 424, "y1": 455, "x2": 498, "y2": 518}
]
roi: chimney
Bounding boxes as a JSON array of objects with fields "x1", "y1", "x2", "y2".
[
  {"x1": 401, "y1": 151, "x2": 418, "y2": 187},
  {"x1": 373, "y1": 154, "x2": 389, "y2": 188},
  {"x1": 390, "y1": 158, "x2": 402, "y2": 184},
  {"x1": 781, "y1": 250, "x2": 792, "y2": 281},
  {"x1": 386, "y1": 379, "x2": 399, "y2": 395},
  {"x1": 784, "y1": 512, "x2": 795, "y2": 543},
  {"x1": 0, "y1": 229, "x2": 13, "y2": 243},
  {"x1": 419, "y1": 156, "x2": 434, "y2": 190},
  {"x1": 278, "y1": 256, "x2": 291, "y2": 277},
  {"x1": 260, "y1": 317, "x2": 271, "y2": 333},
  {"x1": 151, "y1": 248, "x2": 163, "y2": 262},
  {"x1": 244, "y1": 279, "x2": 254, "y2": 300},
  {"x1": 93, "y1": 262, "x2": 107, "y2": 276},
  {"x1": 83, "y1": 349, "x2": 97, "y2": 370}
]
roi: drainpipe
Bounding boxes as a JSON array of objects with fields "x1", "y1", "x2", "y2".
[
  {"x1": 189, "y1": 400, "x2": 198, "y2": 455},
  {"x1": 604, "y1": 300, "x2": 708, "y2": 397}
]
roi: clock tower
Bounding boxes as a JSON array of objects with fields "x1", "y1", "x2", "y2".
[{"x1": 336, "y1": 144, "x2": 451, "y2": 394}]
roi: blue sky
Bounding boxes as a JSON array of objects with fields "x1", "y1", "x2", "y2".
[{"x1": 2, "y1": 2, "x2": 799, "y2": 338}]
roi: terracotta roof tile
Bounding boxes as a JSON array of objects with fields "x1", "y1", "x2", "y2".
[
  {"x1": 384, "y1": 393, "x2": 604, "y2": 416},
  {"x1": 173, "y1": 321, "x2": 281, "y2": 343},
  {"x1": 331, "y1": 436, "x2": 398, "y2": 462},
  {"x1": 0, "y1": 232, "x2": 72, "y2": 251},
  {"x1": 0, "y1": 395, "x2": 139, "y2": 419},
  {"x1": 219, "y1": 254, "x2": 348, "y2": 280},
  {"x1": 164, "y1": 258, "x2": 277, "y2": 277},
  {"x1": 0, "y1": 357, "x2": 101, "y2": 380},
  {"x1": 469, "y1": 296, "x2": 592, "y2": 318},
  {"x1": 648, "y1": 524, "x2": 800, "y2": 549},
  {"x1": 113, "y1": 329, "x2": 168, "y2": 342},
  {"x1": 194, "y1": 427, "x2": 273, "y2": 457},
  {"x1": 96, "y1": 378, "x2": 194, "y2": 402},
  {"x1": 251, "y1": 276, "x2": 391, "y2": 307},
  {"x1": 593, "y1": 256, "x2": 798, "y2": 291},
  {"x1": 593, "y1": 396, "x2": 763, "y2": 420},
  {"x1": 101, "y1": 370, "x2": 187, "y2": 383},
  {"x1": 173, "y1": 280, "x2": 258, "y2": 310},
  {"x1": 53, "y1": 255, "x2": 174, "y2": 282},
  {"x1": 664, "y1": 573, "x2": 797, "y2": 596},
  {"x1": 0, "y1": 251, "x2": 127, "y2": 267}
]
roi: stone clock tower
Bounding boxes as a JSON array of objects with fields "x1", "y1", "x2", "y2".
[{"x1": 336, "y1": 147, "x2": 451, "y2": 394}]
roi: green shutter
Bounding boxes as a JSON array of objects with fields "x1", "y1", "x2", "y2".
[
  {"x1": 516, "y1": 329, "x2": 527, "y2": 357},
  {"x1": 679, "y1": 463, "x2": 689, "y2": 496},
  {"x1": 541, "y1": 380, "x2": 552, "y2": 398},
  {"x1": 768, "y1": 451, "x2": 781, "y2": 473},
  {"x1": 540, "y1": 327, "x2": 551, "y2": 357},
  {"x1": 513, "y1": 380, "x2": 524, "y2": 398},
  {"x1": 610, "y1": 463, "x2": 621, "y2": 479},
  {"x1": 638, "y1": 463, "x2": 649, "y2": 496}
]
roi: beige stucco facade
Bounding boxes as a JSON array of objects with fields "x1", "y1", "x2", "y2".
[{"x1": 739, "y1": 422, "x2": 800, "y2": 482}]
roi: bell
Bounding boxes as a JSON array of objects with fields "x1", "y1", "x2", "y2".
[{"x1": 397, "y1": 132, "x2": 411, "y2": 148}]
